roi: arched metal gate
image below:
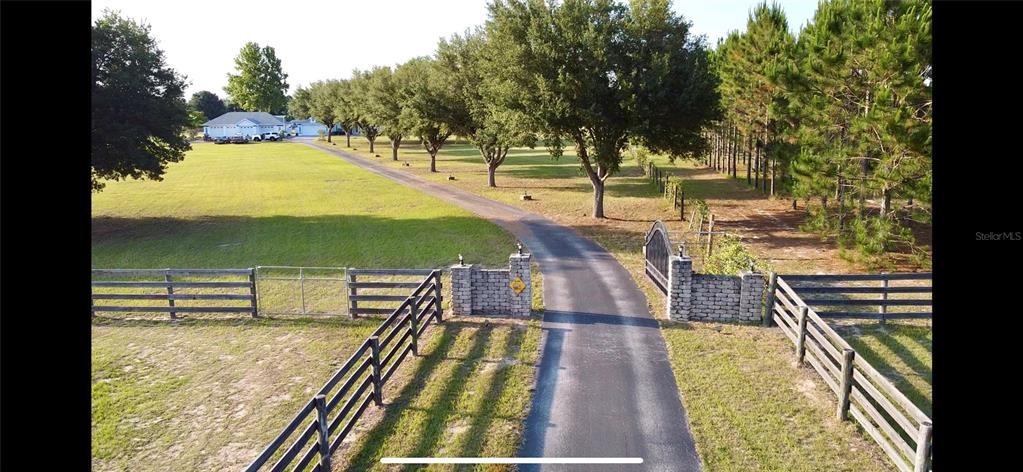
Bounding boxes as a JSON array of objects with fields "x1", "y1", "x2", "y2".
[{"x1": 643, "y1": 220, "x2": 675, "y2": 294}]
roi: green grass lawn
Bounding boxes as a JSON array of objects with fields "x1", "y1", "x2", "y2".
[
  {"x1": 660, "y1": 321, "x2": 895, "y2": 471},
  {"x1": 92, "y1": 142, "x2": 515, "y2": 269},
  {"x1": 833, "y1": 320, "x2": 932, "y2": 417},
  {"x1": 337, "y1": 316, "x2": 541, "y2": 471},
  {"x1": 92, "y1": 142, "x2": 536, "y2": 471}
]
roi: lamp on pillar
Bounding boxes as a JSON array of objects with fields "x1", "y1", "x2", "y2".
[
  {"x1": 517, "y1": 243, "x2": 523, "y2": 256},
  {"x1": 677, "y1": 242, "x2": 686, "y2": 257},
  {"x1": 458, "y1": 254, "x2": 464, "y2": 266}
]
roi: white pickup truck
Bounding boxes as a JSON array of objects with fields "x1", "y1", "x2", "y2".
[{"x1": 253, "y1": 132, "x2": 280, "y2": 142}]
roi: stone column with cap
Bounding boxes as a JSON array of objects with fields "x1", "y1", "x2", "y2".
[
  {"x1": 508, "y1": 245, "x2": 532, "y2": 317},
  {"x1": 450, "y1": 255, "x2": 474, "y2": 316},
  {"x1": 666, "y1": 243, "x2": 693, "y2": 321},
  {"x1": 738, "y1": 268, "x2": 765, "y2": 322}
]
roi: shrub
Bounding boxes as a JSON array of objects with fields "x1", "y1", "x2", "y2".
[
  {"x1": 703, "y1": 235, "x2": 770, "y2": 275},
  {"x1": 633, "y1": 145, "x2": 650, "y2": 172},
  {"x1": 843, "y1": 215, "x2": 914, "y2": 257}
]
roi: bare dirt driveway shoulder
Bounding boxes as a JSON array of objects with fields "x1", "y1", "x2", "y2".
[{"x1": 300, "y1": 140, "x2": 701, "y2": 471}]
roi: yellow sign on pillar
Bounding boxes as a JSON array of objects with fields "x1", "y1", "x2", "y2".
[{"x1": 509, "y1": 276, "x2": 526, "y2": 294}]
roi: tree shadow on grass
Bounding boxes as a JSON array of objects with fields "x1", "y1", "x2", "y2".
[
  {"x1": 840, "y1": 324, "x2": 932, "y2": 416},
  {"x1": 90, "y1": 315, "x2": 380, "y2": 330},
  {"x1": 456, "y1": 324, "x2": 527, "y2": 458},
  {"x1": 92, "y1": 214, "x2": 514, "y2": 270}
]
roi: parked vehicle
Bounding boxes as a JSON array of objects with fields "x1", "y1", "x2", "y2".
[
  {"x1": 262, "y1": 132, "x2": 280, "y2": 142},
  {"x1": 229, "y1": 135, "x2": 248, "y2": 144},
  {"x1": 214, "y1": 136, "x2": 230, "y2": 144}
]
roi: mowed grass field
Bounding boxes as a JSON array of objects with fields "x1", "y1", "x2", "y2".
[
  {"x1": 93, "y1": 142, "x2": 515, "y2": 269},
  {"x1": 91, "y1": 142, "x2": 540, "y2": 471}
]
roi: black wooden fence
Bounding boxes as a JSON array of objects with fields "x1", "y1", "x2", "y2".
[
  {"x1": 243, "y1": 269, "x2": 443, "y2": 472},
  {"x1": 766, "y1": 275, "x2": 932, "y2": 472},
  {"x1": 772, "y1": 273, "x2": 932, "y2": 322},
  {"x1": 91, "y1": 269, "x2": 257, "y2": 318},
  {"x1": 347, "y1": 268, "x2": 438, "y2": 318}
]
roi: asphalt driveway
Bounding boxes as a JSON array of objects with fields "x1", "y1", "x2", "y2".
[{"x1": 301, "y1": 140, "x2": 701, "y2": 471}]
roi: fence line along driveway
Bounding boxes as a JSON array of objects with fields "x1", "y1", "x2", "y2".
[{"x1": 300, "y1": 140, "x2": 701, "y2": 471}]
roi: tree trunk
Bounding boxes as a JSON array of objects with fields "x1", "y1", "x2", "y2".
[
  {"x1": 859, "y1": 157, "x2": 868, "y2": 216},
  {"x1": 770, "y1": 154, "x2": 775, "y2": 196},
  {"x1": 747, "y1": 135, "x2": 752, "y2": 185},
  {"x1": 754, "y1": 139, "x2": 760, "y2": 189},
  {"x1": 487, "y1": 162, "x2": 497, "y2": 187},
  {"x1": 838, "y1": 176, "x2": 846, "y2": 229},
  {"x1": 429, "y1": 151, "x2": 437, "y2": 172},
  {"x1": 880, "y1": 187, "x2": 892, "y2": 219},
  {"x1": 592, "y1": 179, "x2": 605, "y2": 218},
  {"x1": 732, "y1": 127, "x2": 738, "y2": 178},
  {"x1": 346, "y1": 131, "x2": 351, "y2": 148},
  {"x1": 368, "y1": 137, "x2": 375, "y2": 153},
  {"x1": 391, "y1": 136, "x2": 401, "y2": 161},
  {"x1": 327, "y1": 126, "x2": 332, "y2": 143}
]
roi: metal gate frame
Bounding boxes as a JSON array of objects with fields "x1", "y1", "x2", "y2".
[
  {"x1": 254, "y1": 266, "x2": 347, "y2": 316},
  {"x1": 643, "y1": 220, "x2": 674, "y2": 294}
]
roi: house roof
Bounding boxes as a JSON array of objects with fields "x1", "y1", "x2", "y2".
[
  {"x1": 288, "y1": 118, "x2": 322, "y2": 126},
  {"x1": 204, "y1": 112, "x2": 285, "y2": 126}
]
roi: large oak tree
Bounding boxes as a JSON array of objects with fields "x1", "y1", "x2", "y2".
[
  {"x1": 486, "y1": 0, "x2": 719, "y2": 217},
  {"x1": 438, "y1": 29, "x2": 535, "y2": 187},
  {"x1": 224, "y1": 42, "x2": 289, "y2": 114},
  {"x1": 92, "y1": 10, "x2": 191, "y2": 192}
]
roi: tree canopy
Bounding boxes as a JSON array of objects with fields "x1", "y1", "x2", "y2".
[
  {"x1": 362, "y1": 66, "x2": 409, "y2": 160},
  {"x1": 438, "y1": 28, "x2": 535, "y2": 187},
  {"x1": 224, "y1": 42, "x2": 289, "y2": 114},
  {"x1": 188, "y1": 91, "x2": 227, "y2": 121},
  {"x1": 395, "y1": 57, "x2": 460, "y2": 172},
  {"x1": 92, "y1": 10, "x2": 191, "y2": 192},
  {"x1": 485, "y1": 0, "x2": 719, "y2": 217}
]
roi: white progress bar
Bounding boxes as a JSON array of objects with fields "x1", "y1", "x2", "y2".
[{"x1": 381, "y1": 457, "x2": 644, "y2": 464}]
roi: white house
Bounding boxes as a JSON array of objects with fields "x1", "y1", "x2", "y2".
[
  {"x1": 203, "y1": 112, "x2": 286, "y2": 138},
  {"x1": 288, "y1": 118, "x2": 329, "y2": 137},
  {"x1": 287, "y1": 118, "x2": 362, "y2": 137}
]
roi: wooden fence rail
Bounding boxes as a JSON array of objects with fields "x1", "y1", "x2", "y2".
[
  {"x1": 648, "y1": 162, "x2": 686, "y2": 221},
  {"x1": 780, "y1": 272, "x2": 932, "y2": 323},
  {"x1": 244, "y1": 270, "x2": 444, "y2": 472},
  {"x1": 768, "y1": 275, "x2": 932, "y2": 472},
  {"x1": 91, "y1": 268, "x2": 257, "y2": 318},
  {"x1": 347, "y1": 268, "x2": 438, "y2": 318}
]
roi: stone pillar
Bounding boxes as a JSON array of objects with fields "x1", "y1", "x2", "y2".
[
  {"x1": 738, "y1": 271, "x2": 766, "y2": 322},
  {"x1": 508, "y1": 252, "x2": 532, "y2": 317},
  {"x1": 667, "y1": 255, "x2": 693, "y2": 321},
  {"x1": 450, "y1": 263, "x2": 474, "y2": 316}
]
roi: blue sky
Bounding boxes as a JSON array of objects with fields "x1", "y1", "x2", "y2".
[{"x1": 92, "y1": 0, "x2": 820, "y2": 99}]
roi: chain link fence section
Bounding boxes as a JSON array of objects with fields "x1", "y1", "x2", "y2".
[{"x1": 255, "y1": 266, "x2": 348, "y2": 316}]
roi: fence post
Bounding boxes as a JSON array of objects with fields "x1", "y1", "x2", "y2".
[
  {"x1": 313, "y1": 394, "x2": 331, "y2": 470},
  {"x1": 370, "y1": 336, "x2": 383, "y2": 405},
  {"x1": 763, "y1": 272, "x2": 778, "y2": 326},
  {"x1": 837, "y1": 348, "x2": 855, "y2": 420},
  {"x1": 706, "y1": 214, "x2": 715, "y2": 259},
  {"x1": 796, "y1": 305, "x2": 809, "y2": 362},
  {"x1": 248, "y1": 268, "x2": 258, "y2": 318},
  {"x1": 913, "y1": 421, "x2": 933, "y2": 472},
  {"x1": 408, "y1": 297, "x2": 419, "y2": 356},
  {"x1": 879, "y1": 273, "x2": 888, "y2": 326},
  {"x1": 347, "y1": 271, "x2": 357, "y2": 319},
  {"x1": 299, "y1": 267, "x2": 306, "y2": 316},
  {"x1": 165, "y1": 270, "x2": 177, "y2": 320},
  {"x1": 432, "y1": 271, "x2": 444, "y2": 323}
]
